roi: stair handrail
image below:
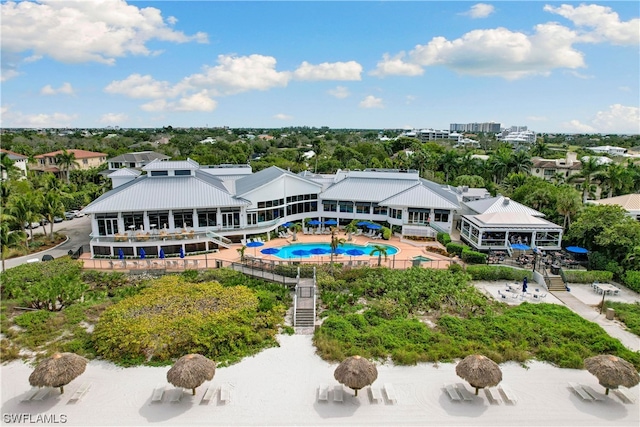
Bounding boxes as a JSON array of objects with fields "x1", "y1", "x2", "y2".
[
  {"x1": 205, "y1": 230, "x2": 232, "y2": 245},
  {"x1": 293, "y1": 284, "x2": 298, "y2": 327},
  {"x1": 313, "y1": 267, "x2": 317, "y2": 328}
]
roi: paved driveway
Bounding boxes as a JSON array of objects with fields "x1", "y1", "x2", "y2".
[{"x1": 1, "y1": 216, "x2": 92, "y2": 272}]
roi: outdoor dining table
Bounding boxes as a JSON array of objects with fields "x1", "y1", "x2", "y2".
[{"x1": 594, "y1": 283, "x2": 620, "y2": 295}]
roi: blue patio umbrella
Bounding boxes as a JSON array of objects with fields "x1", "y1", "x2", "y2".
[
  {"x1": 292, "y1": 249, "x2": 310, "y2": 260},
  {"x1": 346, "y1": 249, "x2": 365, "y2": 256},
  {"x1": 139, "y1": 248, "x2": 146, "y2": 259},
  {"x1": 511, "y1": 243, "x2": 530, "y2": 251},
  {"x1": 310, "y1": 248, "x2": 329, "y2": 255},
  {"x1": 179, "y1": 247, "x2": 185, "y2": 258},
  {"x1": 159, "y1": 248, "x2": 165, "y2": 259},
  {"x1": 118, "y1": 248, "x2": 124, "y2": 260},
  {"x1": 282, "y1": 222, "x2": 293, "y2": 228},
  {"x1": 308, "y1": 219, "x2": 321, "y2": 226},
  {"x1": 261, "y1": 247, "x2": 280, "y2": 255},
  {"x1": 246, "y1": 240, "x2": 264, "y2": 256},
  {"x1": 333, "y1": 248, "x2": 346, "y2": 255},
  {"x1": 324, "y1": 219, "x2": 338, "y2": 226},
  {"x1": 357, "y1": 221, "x2": 370, "y2": 226},
  {"x1": 566, "y1": 246, "x2": 588, "y2": 254},
  {"x1": 367, "y1": 224, "x2": 382, "y2": 230}
]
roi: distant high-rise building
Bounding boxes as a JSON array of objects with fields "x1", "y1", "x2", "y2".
[{"x1": 450, "y1": 122, "x2": 501, "y2": 133}]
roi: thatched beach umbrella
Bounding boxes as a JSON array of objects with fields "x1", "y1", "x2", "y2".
[
  {"x1": 333, "y1": 355, "x2": 378, "y2": 396},
  {"x1": 455, "y1": 354, "x2": 502, "y2": 395},
  {"x1": 167, "y1": 354, "x2": 216, "y2": 395},
  {"x1": 29, "y1": 352, "x2": 87, "y2": 394},
  {"x1": 584, "y1": 355, "x2": 640, "y2": 395}
]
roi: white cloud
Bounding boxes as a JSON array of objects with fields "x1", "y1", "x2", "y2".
[
  {"x1": 359, "y1": 95, "x2": 384, "y2": 109},
  {"x1": 180, "y1": 54, "x2": 290, "y2": 96},
  {"x1": 104, "y1": 74, "x2": 175, "y2": 99},
  {"x1": 100, "y1": 113, "x2": 128, "y2": 124},
  {"x1": 0, "y1": 106, "x2": 77, "y2": 127},
  {"x1": 141, "y1": 91, "x2": 217, "y2": 112},
  {"x1": 40, "y1": 82, "x2": 75, "y2": 96},
  {"x1": 405, "y1": 95, "x2": 417, "y2": 104},
  {"x1": 544, "y1": 4, "x2": 640, "y2": 45},
  {"x1": 406, "y1": 23, "x2": 584, "y2": 80},
  {"x1": 0, "y1": 69, "x2": 20, "y2": 82},
  {"x1": 370, "y1": 53, "x2": 424, "y2": 77},
  {"x1": 463, "y1": 3, "x2": 495, "y2": 19},
  {"x1": 564, "y1": 104, "x2": 640, "y2": 134},
  {"x1": 565, "y1": 70, "x2": 593, "y2": 79},
  {"x1": 328, "y1": 86, "x2": 350, "y2": 99},
  {"x1": 292, "y1": 61, "x2": 362, "y2": 81},
  {"x1": 274, "y1": 113, "x2": 293, "y2": 120},
  {"x1": 0, "y1": 0, "x2": 208, "y2": 66}
]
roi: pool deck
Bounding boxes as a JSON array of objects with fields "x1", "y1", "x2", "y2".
[{"x1": 81, "y1": 233, "x2": 455, "y2": 270}]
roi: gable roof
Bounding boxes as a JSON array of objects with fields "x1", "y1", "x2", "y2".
[
  {"x1": 0, "y1": 149, "x2": 27, "y2": 160},
  {"x1": 321, "y1": 177, "x2": 418, "y2": 202},
  {"x1": 380, "y1": 183, "x2": 459, "y2": 209},
  {"x1": 83, "y1": 174, "x2": 248, "y2": 214},
  {"x1": 108, "y1": 168, "x2": 141, "y2": 177},
  {"x1": 464, "y1": 195, "x2": 544, "y2": 217},
  {"x1": 465, "y1": 212, "x2": 561, "y2": 228},
  {"x1": 34, "y1": 149, "x2": 107, "y2": 159},
  {"x1": 591, "y1": 194, "x2": 640, "y2": 212},
  {"x1": 107, "y1": 151, "x2": 169, "y2": 163},
  {"x1": 235, "y1": 166, "x2": 320, "y2": 196}
]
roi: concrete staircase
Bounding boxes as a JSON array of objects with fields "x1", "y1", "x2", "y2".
[
  {"x1": 294, "y1": 308, "x2": 315, "y2": 328},
  {"x1": 548, "y1": 276, "x2": 567, "y2": 292}
]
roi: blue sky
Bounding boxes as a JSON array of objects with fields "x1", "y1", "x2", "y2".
[{"x1": 1, "y1": 1, "x2": 639, "y2": 133}]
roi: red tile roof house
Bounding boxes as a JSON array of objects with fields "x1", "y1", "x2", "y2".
[{"x1": 31, "y1": 149, "x2": 107, "y2": 177}]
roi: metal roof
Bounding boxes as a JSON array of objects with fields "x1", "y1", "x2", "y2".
[
  {"x1": 320, "y1": 177, "x2": 417, "y2": 202},
  {"x1": 83, "y1": 174, "x2": 248, "y2": 214},
  {"x1": 463, "y1": 212, "x2": 561, "y2": 229},
  {"x1": 380, "y1": 183, "x2": 460, "y2": 209},
  {"x1": 420, "y1": 179, "x2": 462, "y2": 207},
  {"x1": 235, "y1": 166, "x2": 320, "y2": 196},
  {"x1": 142, "y1": 158, "x2": 199, "y2": 171},
  {"x1": 463, "y1": 195, "x2": 544, "y2": 217},
  {"x1": 107, "y1": 151, "x2": 169, "y2": 163},
  {"x1": 108, "y1": 168, "x2": 141, "y2": 177}
]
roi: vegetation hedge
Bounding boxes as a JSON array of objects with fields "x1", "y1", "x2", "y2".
[
  {"x1": 562, "y1": 270, "x2": 614, "y2": 284},
  {"x1": 445, "y1": 242, "x2": 465, "y2": 256},
  {"x1": 93, "y1": 275, "x2": 286, "y2": 366},
  {"x1": 460, "y1": 248, "x2": 487, "y2": 264},
  {"x1": 623, "y1": 270, "x2": 640, "y2": 293},
  {"x1": 437, "y1": 232, "x2": 451, "y2": 246},
  {"x1": 314, "y1": 268, "x2": 640, "y2": 369},
  {"x1": 466, "y1": 265, "x2": 533, "y2": 282},
  {"x1": 603, "y1": 301, "x2": 640, "y2": 337}
]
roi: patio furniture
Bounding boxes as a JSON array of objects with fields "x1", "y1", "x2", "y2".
[{"x1": 317, "y1": 384, "x2": 329, "y2": 402}]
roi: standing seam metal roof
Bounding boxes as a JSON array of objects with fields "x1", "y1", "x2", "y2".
[
  {"x1": 380, "y1": 183, "x2": 460, "y2": 209},
  {"x1": 235, "y1": 166, "x2": 321, "y2": 196},
  {"x1": 320, "y1": 178, "x2": 418, "y2": 202},
  {"x1": 463, "y1": 195, "x2": 544, "y2": 217}
]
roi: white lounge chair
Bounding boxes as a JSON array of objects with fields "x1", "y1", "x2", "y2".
[
  {"x1": 384, "y1": 383, "x2": 397, "y2": 404},
  {"x1": 613, "y1": 386, "x2": 636, "y2": 404},
  {"x1": 498, "y1": 384, "x2": 518, "y2": 404},
  {"x1": 20, "y1": 388, "x2": 40, "y2": 402},
  {"x1": 201, "y1": 385, "x2": 216, "y2": 404},
  {"x1": 568, "y1": 382, "x2": 593, "y2": 401},
  {"x1": 369, "y1": 386, "x2": 383, "y2": 403},
  {"x1": 151, "y1": 384, "x2": 165, "y2": 403},
  {"x1": 455, "y1": 383, "x2": 475, "y2": 401},
  {"x1": 317, "y1": 384, "x2": 329, "y2": 402},
  {"x1": 219, "y1": 384, "x2": 231, "y2": 403},
  {"x1": 484, "y1": 387, "x2": 502, "y2": 404},
  {"x1": 444, "y1": 383, "x2": 461, "y2": 402},
  {"x1": 333, "y1": 385, "x2": 343, "y2": 402},
  {"x1": 581, "y1": 385, "x2": 605, "y2": 401},
  {"x1": 68, "y1": 382, "x2": 91, "y2": 403}
]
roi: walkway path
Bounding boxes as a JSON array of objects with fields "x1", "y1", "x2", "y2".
[{"x1": 552, "y1": 291, "x2": 640, "y2": 352}]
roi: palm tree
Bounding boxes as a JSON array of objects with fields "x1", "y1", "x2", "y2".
[
  {"x1": 329, "y1": 227, "x2": 346, "y2": 273},
  {"x1": 509, "y1": 149, "x2": 533, "y2": 174},
  {"x1": 6, "y1": 193, "x2": 38, "y2": 247},
  {"x1": 556, "y1": 186, "x2": 582, "y2": 231},
  {"x1": 369, "y1": 245, "x2": 388, "y2": 267},
  {"x1": 0, "y1": 152, "x2": 18, "y2": 181},
  {"x1": 0, "y1": 221, "x2": 25, "y2": 271},
  {"x1": 439, "y1": 150, "x2": 459, "y2": 183},
  {"x1": 291, "y1": 223, "x2": 303, "y2": 241},
  {"x1": 530, "y1": 140, "x2": 550, "y2": 158},
  {"x1": 596, "y1": 163, "x2": 626, "y2": 198},
  {"x1": 55, "y1": 150, "x2": 76, "y2": 184},
  {"x1": 570, "y1": 157, "x2": 604, "y2": 203},
  {"x1": 487, "y1": 147, "x2": 512, "y2": 183},
  {"x1": 344, "y1": 223, "x2": 357, "y2": 241},
  {"x1": 41, "y1": 191, "x2": 65, "y2": 242},
  {"x1": 236, "y1": 245, "x2": 246, "y2": 262}
]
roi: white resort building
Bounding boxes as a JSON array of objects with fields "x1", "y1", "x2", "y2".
[{"x1": 82, "y1": 159, "x2": 561, "y2": 258}]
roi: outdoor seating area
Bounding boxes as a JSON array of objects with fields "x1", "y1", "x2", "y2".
[{"x1": 591, "y1": 282, "x2": 620, "y2": 296}]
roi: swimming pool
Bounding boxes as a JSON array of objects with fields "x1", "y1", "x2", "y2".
[{"x1": 266, "y1": 242, "x2": 399, "y2": 260}]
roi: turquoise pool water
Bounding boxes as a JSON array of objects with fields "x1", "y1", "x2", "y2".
[{"x1": 267, "y1": 242, "x2": 399, "y2": 260}]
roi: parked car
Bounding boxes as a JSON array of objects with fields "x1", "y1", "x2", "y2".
[
  {"x1": 39, "y1": 218, "x2": 49, "y2": 226},
  {"x1": 53, "y1": 216, "x2": 64, "y2": 223},
  {"x1": 64, "y1": 212, "x2": 75, "y2": 220},
  {"x1": 74, "y1": 211, "x2": 85, "y2": 218},
  {"x1": 24, "y1": 222, "x2": 40, "y2": 229}
]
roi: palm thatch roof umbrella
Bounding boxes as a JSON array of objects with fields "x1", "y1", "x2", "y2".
[
  {"x1": 167, "y1": 354, "x2": 216, "y2": 396},
  {"x1": 28, "y1": 352, "x2": 88, "y2": 394},
  {"x1": 333, "y1": 355, "x2": 378, "y2": 396},
  {"x1": 455, "y1": 354, "x2": 502, "y2": 395},
  {"x1": 584, "y1": 355, "x2": 640, "y2": 395}
]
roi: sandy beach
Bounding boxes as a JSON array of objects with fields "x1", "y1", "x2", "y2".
[{"x1": 2, "y1": 334, "x2": 638, "y2": 427}]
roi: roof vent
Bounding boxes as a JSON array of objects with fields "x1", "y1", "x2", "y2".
[
  {"x1": 462, "y1": 186, "x2": 469, "y2": 192},
  {"x1": 503, "y1": 197, "x2": 510, "y2": 205}
]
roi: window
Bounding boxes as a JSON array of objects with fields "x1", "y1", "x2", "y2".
[
  {"x1": 82, "y1": 159, "x2": 88, "y2": 165},
  {"x1": 323, "y1": 200, "x2": 337, "y2": 212},
  {"x1": 390, "y1": 208, "x2": 402, "y2": 219},
  {"x1": 173, "y1": 210, "x2": 194, "y2": 228},
  {"x1": 175, "y1": 170, "x2": 191, "y2": 176},
  {"x1": 434, "y1": 209, "x2": 450, "y2": 222},
  {"x1": 122, "y1": 212, "x2": 144, "y2": 231},
  {"x1": 197, "y1": 209, "x2": 217, "y2": 227},
  {"x1": 96, "y1": 213, "x2": 118, "y2": 236},
  {"x1": 408, "y1": 209, "x2": 429, "y2": 224},
  {"x1": 373, "y1": 204, "x2": 387, "y2": 215},
  {"x1": 356, "y1": 203, "x2": 371, "y2": 214},
  {"x1": 339, "y1": 201, "x2": 353, "y2": 213},
  {"x1": 148, "y1": 211, "x2": 169, "y2": 229},
  {"x1": 150, "y1": 170, "x2": 168, "y2": 176}
]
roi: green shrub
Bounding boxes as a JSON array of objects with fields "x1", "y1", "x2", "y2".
[
  {"x1": 446, "y1": 242, "x2": 465, "y2": 256},
  {"x1": 381, "y1": 226, "x2": 392, "y2": 240},
  {"x1": 437, "y1": 232, "x2": 451, "y2": 246},
  {"x1": 603, "y1": 301, "x2": 640, "y2": 336},
  {"x1": 563, "y1": 270, "x2": 613, "y2": 284},
  {"x1": 14, "y1": 310, "x2": 53, "y2": 330},
  {"x1": 623, "y1": 270, "x2": 640, "y2": 293},
  {"x1": 461, "y1": 248, "x2": 487, "y2": 264},
  {"x1": 466, "y1": 265, "x2": 532, "y2": 281},
  {"x1": 448, "y1": 263, "x2": 464, "y2": 274},
  {"x1": 93, "y1": 275, "x2": 286, "y2": 366}
]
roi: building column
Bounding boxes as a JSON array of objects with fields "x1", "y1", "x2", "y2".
[
  {"x1": 168, "y1": 210, "x2": 175, "y2": 230},
  {"x1": 192, "y1": 209, "x2": 199, "y2": 229}
]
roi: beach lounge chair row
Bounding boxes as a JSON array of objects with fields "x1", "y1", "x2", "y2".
[
  {"x1": 317, "y1": 384, "x2": 344, "y2": 403},
  {"x1": 21, "y1": 383, "x2": 92, "y2": 404},
  {"x1": 568, "y1": 382, "x2": 604, "y2": 401},
  {"x1": 149, "y1": 383, "x2": 231, "y2": 405}
]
